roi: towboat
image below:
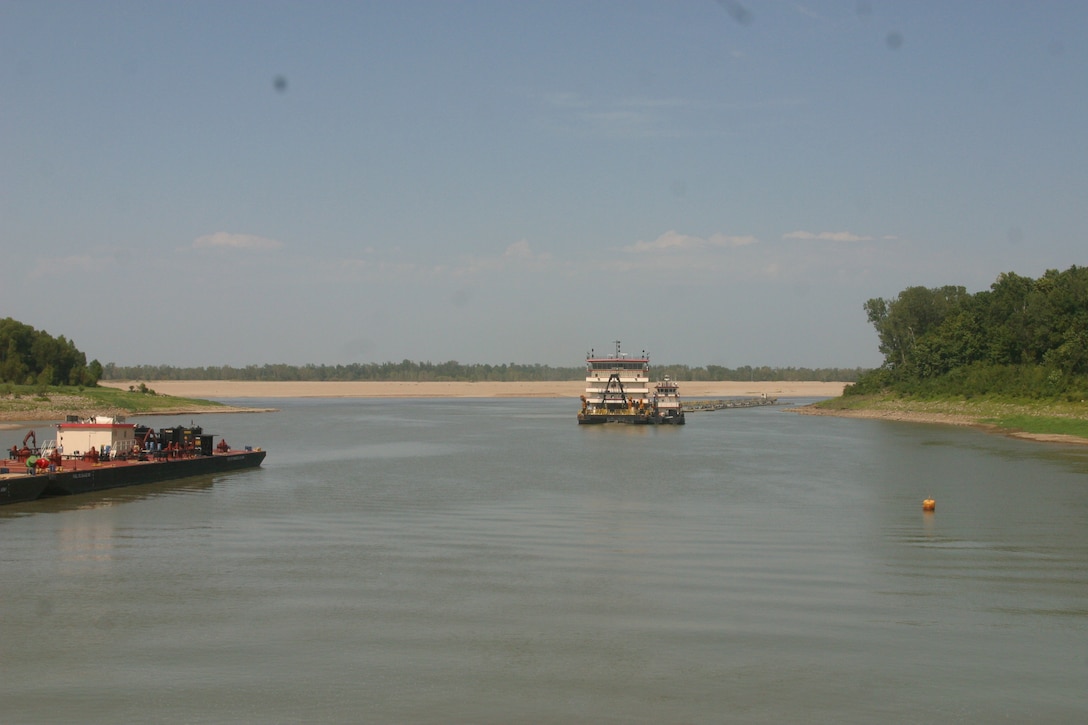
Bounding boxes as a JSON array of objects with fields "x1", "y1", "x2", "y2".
[{"x1": 651, "y1": 375, "x2": 686, "y2": 425}]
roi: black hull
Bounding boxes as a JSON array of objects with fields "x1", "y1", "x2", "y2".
[
  {"x1": 38, "y1": 450, "x2": 267, "y2": 499},
  {"x1": 578, "y1": 416, "x2": 651, "y2": 425},
  {"x1": 577, "y1": 413, "x2": 685, "y2": 425},
  {"x1": 653, "y1": 414, "x2": 686, "y2": 425},
  {"x1": 0, "y1": 473, "x2": 50, "y2": 504}
]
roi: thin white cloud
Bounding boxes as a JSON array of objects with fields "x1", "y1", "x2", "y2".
[
  {"x1": 530, "y1": 90, "x2": 804, "y2": 140},
  {"x1": 533, "y1": 91, "x2": 694, "y2": 139},
  {"x1": 782, "y1": 230, "x2": 877, "y2": 242},
  {"x1": 311, "y1": 241, "x2": 553, "y2": 284},
  {"x1": 623, "y1": 230, "x2": 758, "y2": 253},
  {"x1": 792, "y1": 3, "x2": 824, "y2": 21},
  {"x1": 502, "y1": 239, "x2": 538, "y2": 259},
  {"x1": 458, "y1": 240, "x2": 551, "y2": 275},
  {"x1": 193, "y1": 232, "x2": 284, "y2": 251},
  {"x1": 537, "y1": 91, "x2": 586, "y2": 109},
  {"x1": 31, "y1": 254, "x2": 108, "y2": 278},
  {"x1": 538, "y1": 92, "x2": 687, "y2": 113}
]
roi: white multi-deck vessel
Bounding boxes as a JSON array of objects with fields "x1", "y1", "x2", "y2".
[{"x1": 577, "y1": 342, "x2": 684, "y2": 425}]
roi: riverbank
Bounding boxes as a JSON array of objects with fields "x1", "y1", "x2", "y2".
[
  {"x1": 0, "y1": 388, "x2": 273, "y2": 425},
  {"x1": 793, "y1": 396, "x2": 1088, "y2": 445},
  {"x1": 13, "y1": 382, "x2": 1084, "y2": 447}
]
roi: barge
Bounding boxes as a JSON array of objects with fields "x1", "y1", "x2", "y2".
[{"x1": 2, "y1": 416, "x2": 265, "y2": 505}]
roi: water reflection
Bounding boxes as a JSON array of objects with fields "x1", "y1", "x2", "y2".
[
  {"x1": 58, "y1": 518, "x2": 115, "y2": 567},
  {"x1": 0, "y1": 477, "x2": 218, "y2": 519}
]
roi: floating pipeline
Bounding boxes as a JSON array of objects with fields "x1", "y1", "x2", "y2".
[{"x1": 683, "y1": 397, "x2": 779, "y2": 412}]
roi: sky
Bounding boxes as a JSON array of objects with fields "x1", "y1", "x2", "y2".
[{"x1": 2, "y1": 1, "x2": 1086, "y2": 369}]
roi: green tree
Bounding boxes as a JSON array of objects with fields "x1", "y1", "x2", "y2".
[
  {"x1": 864, "y1": 285, "x2": 970, "y2": 371},
  {"x1": 854, "y1": 266, "x2": 1088, "y2": 397},
  {"x1": 0, "y1": 317, "x2": 99, "y2": 386}
]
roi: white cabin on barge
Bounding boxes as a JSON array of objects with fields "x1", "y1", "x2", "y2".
[{"x1": 55, "y1": 416, "x2": 136, "y2": 458}]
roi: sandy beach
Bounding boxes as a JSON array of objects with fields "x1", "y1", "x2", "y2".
[
  {"x1": 100, "y1": 380, "x2": 848, "y2": 400},
  {"x1": 0, "y1": 381, "x2": 842, "y2": 426}
]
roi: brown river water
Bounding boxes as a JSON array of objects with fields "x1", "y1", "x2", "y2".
[{"x1": 2, "y1": 397, "x2": 1086, "y2": 723}]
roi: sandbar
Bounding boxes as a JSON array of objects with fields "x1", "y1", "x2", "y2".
[{"x1": 101, "y1": 380, "x2": 847, "y2": 400}]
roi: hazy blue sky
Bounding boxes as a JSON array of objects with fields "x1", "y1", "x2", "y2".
[{"x1": 3, "y1": 1, "x2": 1086, "y2": 369}]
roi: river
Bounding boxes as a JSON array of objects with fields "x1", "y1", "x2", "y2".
[{"x1": 2, "y1": 398, "x2": 1086, "y2": 723}]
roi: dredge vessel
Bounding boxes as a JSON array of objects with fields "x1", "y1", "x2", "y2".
[
  {"x1": 577, "y1": 342, "x2": 685, "y2": 425},
  {"x1": 2, "y1": 415, "x2": 265, "y2": 505}
]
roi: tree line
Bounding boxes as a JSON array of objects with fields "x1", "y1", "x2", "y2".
[
  {"x1": 101, "y1": 361, "x2": 865, "y2": 383},
  {"x1": 0, "y1": 317, "x2": 102, "y2": 386},
  {"x1": 850, "y1": 265, "x2": 1088, "y2": 399},
  {"x1": 0, "y1": 316, "x2": 863, "y2": 388}
]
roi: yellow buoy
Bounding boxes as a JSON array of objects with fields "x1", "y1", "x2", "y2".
[{"x1": 922, "y1": 499, "x2": 936, "y2": 511}]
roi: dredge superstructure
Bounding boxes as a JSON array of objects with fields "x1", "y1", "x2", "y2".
[{"x1": 577, "y1": 341, "x2": 684, "y2": 425}]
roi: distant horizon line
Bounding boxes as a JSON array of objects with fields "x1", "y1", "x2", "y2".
[{"x1": 100, "y1": 361, "x2": 873, "y2": 371}]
